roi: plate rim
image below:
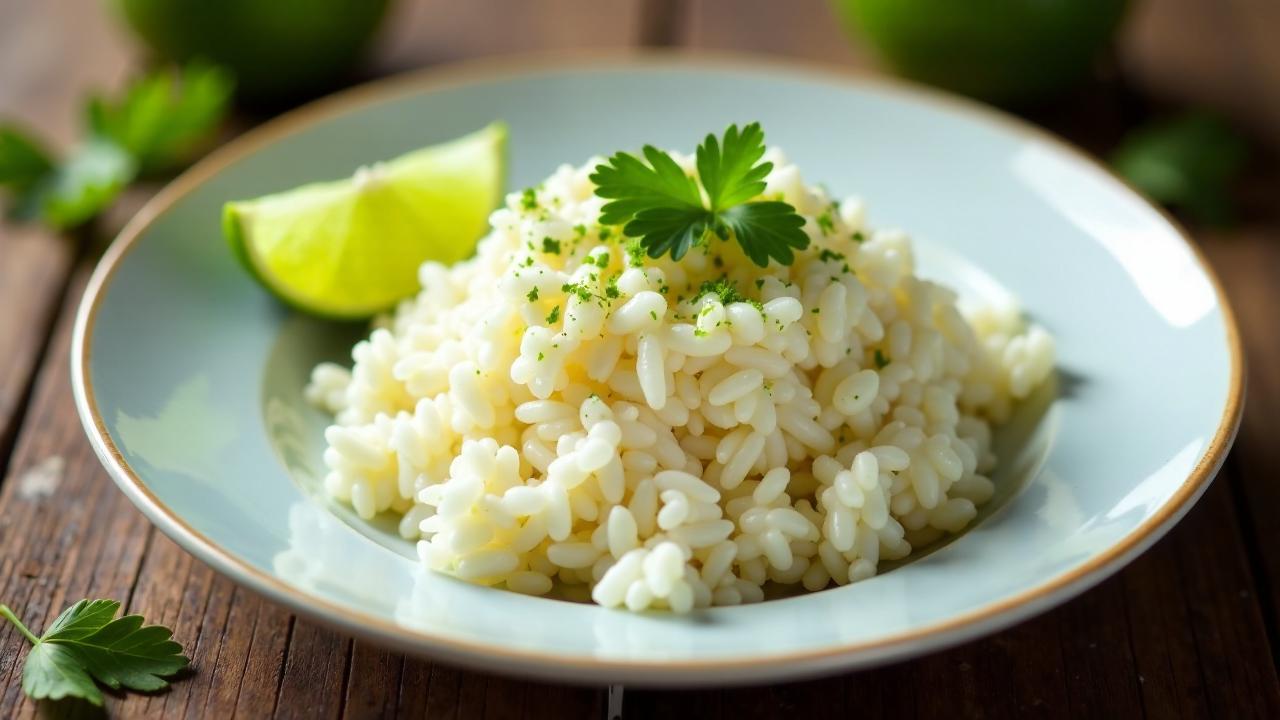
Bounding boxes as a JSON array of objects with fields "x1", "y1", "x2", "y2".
[{"x1": 70, "y1": 49, "x2": 1245, "y2": 685}]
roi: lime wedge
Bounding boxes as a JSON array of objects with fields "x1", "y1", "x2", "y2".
[{"x1": 224, "y1": 122, "x2": 506, "y2": 318}]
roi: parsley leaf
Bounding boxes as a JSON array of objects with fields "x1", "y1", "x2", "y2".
[
  {"x1": 719, "y1": 201, "x2": 808, "y2": 267},
  {"x1": 0, "y1": 126, "x2": 54, "y2": 192},
  {"x1": 86, "y1": 62, "x2": 234, "y2": 175},
  {"x1": 593, "y1": 145, "x2": 702, "y2": 226},
  {"x1": 623, "y1": 204, "x2": 713, "y2": 261},
  {"x1": 36, "y1": 140, "x2": 137, "y2": 229},
  {"x1": 0, "y1": 63, "x2": 232, "y2": 230},
  {"x1": 697, "y1": 122, "x2": 771, "y2": 209},
  {"x1": 1111, "y1": 110, "x2": 1248, "y2": 227},
  {"x1": 591, "y1": 123, "x2": 809, "y2": 267},
  {"x1": 2, "y1": 599, "x2": 189, "y2": 707}
]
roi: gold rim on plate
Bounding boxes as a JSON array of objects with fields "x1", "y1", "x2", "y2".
[{"x1": 70, "y1": 49, "x2": 1245, "y2": 684}]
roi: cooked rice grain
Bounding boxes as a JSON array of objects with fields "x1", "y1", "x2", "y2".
[{"x1": 307, "y1": 149, "x2": 1054, "y2": 612}]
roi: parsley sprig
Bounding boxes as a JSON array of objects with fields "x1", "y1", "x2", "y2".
[
  {"x1": 0, "y1": 62, "x2": 233, "y2": 230},
  {"x1": 590, "y1": 123, "x2": 809, "y2": 267},
  {"x1": 2, "y1": 599, "x2": 189, "y2": 706}
]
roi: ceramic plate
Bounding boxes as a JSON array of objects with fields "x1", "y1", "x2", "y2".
[{"x1": 72, "y1": 54, "x2": 1242, "y2": 686}]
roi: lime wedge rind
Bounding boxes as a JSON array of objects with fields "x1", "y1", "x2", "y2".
[{"x1": 224, "y1": 121, "x2": 507, "y2": 319}]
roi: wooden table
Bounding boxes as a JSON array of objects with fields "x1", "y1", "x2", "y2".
[{"x1": 2, "y1": 1, "x2": 1278, "y2": 717}]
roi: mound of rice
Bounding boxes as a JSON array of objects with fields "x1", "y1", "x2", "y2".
[{"x1": 305, "y1": 148, "x2": 1054, "y2": 612}]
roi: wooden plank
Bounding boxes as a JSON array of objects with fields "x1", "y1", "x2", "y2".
[
  {"x1": 0, "y1": 0, "x2": 132, "y2": 468},
  {"x1": 1124, "y1": 0, "x2": 1280, "y2": 143},
  {"x1": 4, "y1": 1, "x2": 1278, "y2": 718},
  {"x1": 1223, "y1": 0, "x2": 1280, "y2": 141},
  {"x1": 1171, "y1": 461, "x2": 1279, "y2": 716},
  {"x1": 371, "y1": 0, "x2": 648, "y2": 72},
  {"x1": 274, "y1": 623, "x2": 352, "y2": 720},
  {"x1": 0, "y1": 269, "x2": 144, "y2": 718},
  {"x1": 0, "y1": 231, "x2": 75, "y2": 465},
  {"x1": 658, "y1": 2, "x2": 1280, "y2": 718},
  {"x1": 632, "y1": 473, "x2": 1280, "y2": 718},
  {"x1": 0, "y1": 361, "x2": 606, "y2": 712},
  {"x1": 0, "y1": 2, "x2": 626, "y2": 716},
  {"x1": 1202, "y1": 235, "x2": 1280, "y2": 655},
  {"x1": 342, "y1": 642, "x2": 403, "y2": 719},
  {"x1": 683, "y1": 0, "x2": 867, "y2": 67},
  {"x1": 119, "y1": 538, "x2": 292, "y2": 720},
  {"x1": 0, "y1": 0, "x2": 134, "y2": 139}
]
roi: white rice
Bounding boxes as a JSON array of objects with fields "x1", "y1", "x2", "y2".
[{"x1": 305, "y1": 148, "x2": 1055, "y2": 612}]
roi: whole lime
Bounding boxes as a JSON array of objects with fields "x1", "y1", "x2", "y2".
[
  {"x1": 832, "y1": 0, "x2": 1129, "y2": 105},
  {"x1": 113, "y1": 0, "x2": 391, "y2": 103}
]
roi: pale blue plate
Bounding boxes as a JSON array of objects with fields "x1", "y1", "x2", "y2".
[{"x1": 72, "y1": 54, "x2": 1242, "y2": 686}]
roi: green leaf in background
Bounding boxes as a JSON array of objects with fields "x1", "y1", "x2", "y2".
[
  {"x1": 2, "y1": 599, "x2": 190, "y2": 707},
  {"x1": 0, "y1": 125, "x2": 55, "y2": 191},
  {"x1": 1111, "y1": 111, "x2": 1248, "y2": 226},
  {"x1": 35, "y1": 139, "x2": 137, "y2": 229},
  {"x1": 0, "y1": 62, "x2": 232, "y2": 230},
  {"x1": 87, "y1": 61, "x2": 234, "y2": 175}
]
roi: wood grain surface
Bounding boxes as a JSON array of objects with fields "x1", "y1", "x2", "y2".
[{"x1": 1, "y1": 0, "x2": 1278, "y2": 717}]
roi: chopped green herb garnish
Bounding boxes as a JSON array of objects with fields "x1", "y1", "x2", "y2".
[
  {"x1": 811, "y1": 307, "x2": 820, "y2": 314},
  {"x1": 573, "y1": 223, "x2": 587, "y2": 237},
  {"x1": 546, "y1": 305, "x2": 561, "y2": 324},
  {"x1": 521, "y1": 187, "x2": 538, "y2": 210},
  {"x1": 816, "y1": 211, "x2": 835, "y2": 234},
  {"x1": 874, "y1": 349, "x2": 890, "y2": 369},
  {"x1": 594, "y1": 252, "x2": 611, "y2": 268},
  {"x1": 605, "y1": 275, "x2": 620, "y2": 299},
  {"x1": 852, "y1": 231, "x2": 865, "y2": 243},
  {"x1": 541, "y1": 237, "x2": 561, "y2": 254},
  {"x1": 561, "y1": 282, "x2": 594, "y2": 302},
  {"x1": 818, "y1": 248, "x2": 846, "y2": 263},
  {"x1": 697, "y1": 277, "x2": 747, "y2": 306},
  {"x1": 591, "y1": 123, "x2": 809, "y2": 267},
  {"x1": 649, "y1": 310, "x2": 658, "y2": 320},
  {"x1": 600, "y1": 227, "x2": 613, "y2": 241},
  {"x1": 537, "y1": 351, "x2": 545, "y2": 361},
  {"x1": 526, "y1": 287, "x2": 539, "y2": 302},
  {"x1": 625, "y1": 236, "x2": 646, "y2": 267}
]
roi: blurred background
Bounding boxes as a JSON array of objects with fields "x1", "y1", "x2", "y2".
[
  {"x1": 1, "y1": 1, "x2": 1279, "y2": 717},
  {"x1": 0, "y1": 0, "x2": 1273, "y2": 240}
]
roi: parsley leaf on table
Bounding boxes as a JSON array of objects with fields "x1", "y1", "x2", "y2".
[
  {"x1": 0, "y1": 62, "x2": 233, "y2": 230},
  {"x1": 35, "y1": 140, "x2": 137, "y2": 228},
  {"x1": 591, "y1": 123, "x2": 809, "y2": 267},
  {"x1": 0, "y1": 126, "x2": 54, "y2": 191},
  {"x1": 87, "y1": 62, "x2": 234, "y2": 176},
  {"x1": 1, "y1": 599, "x2": 189, "y2": 707},
  {"x1": 1111, "y1": 110, "x2": 1248, "y2": 227}
]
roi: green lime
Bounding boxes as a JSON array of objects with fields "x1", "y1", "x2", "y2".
[
  {"x1": 832, "y1": 0, "x2": 1129, "y2": 105},
  {"x1": 223, "y1": 122, "x2": 506, "y2": 319},
  {"x1": 112, "y1": 0, "x2": 391, "y2": 103}
]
